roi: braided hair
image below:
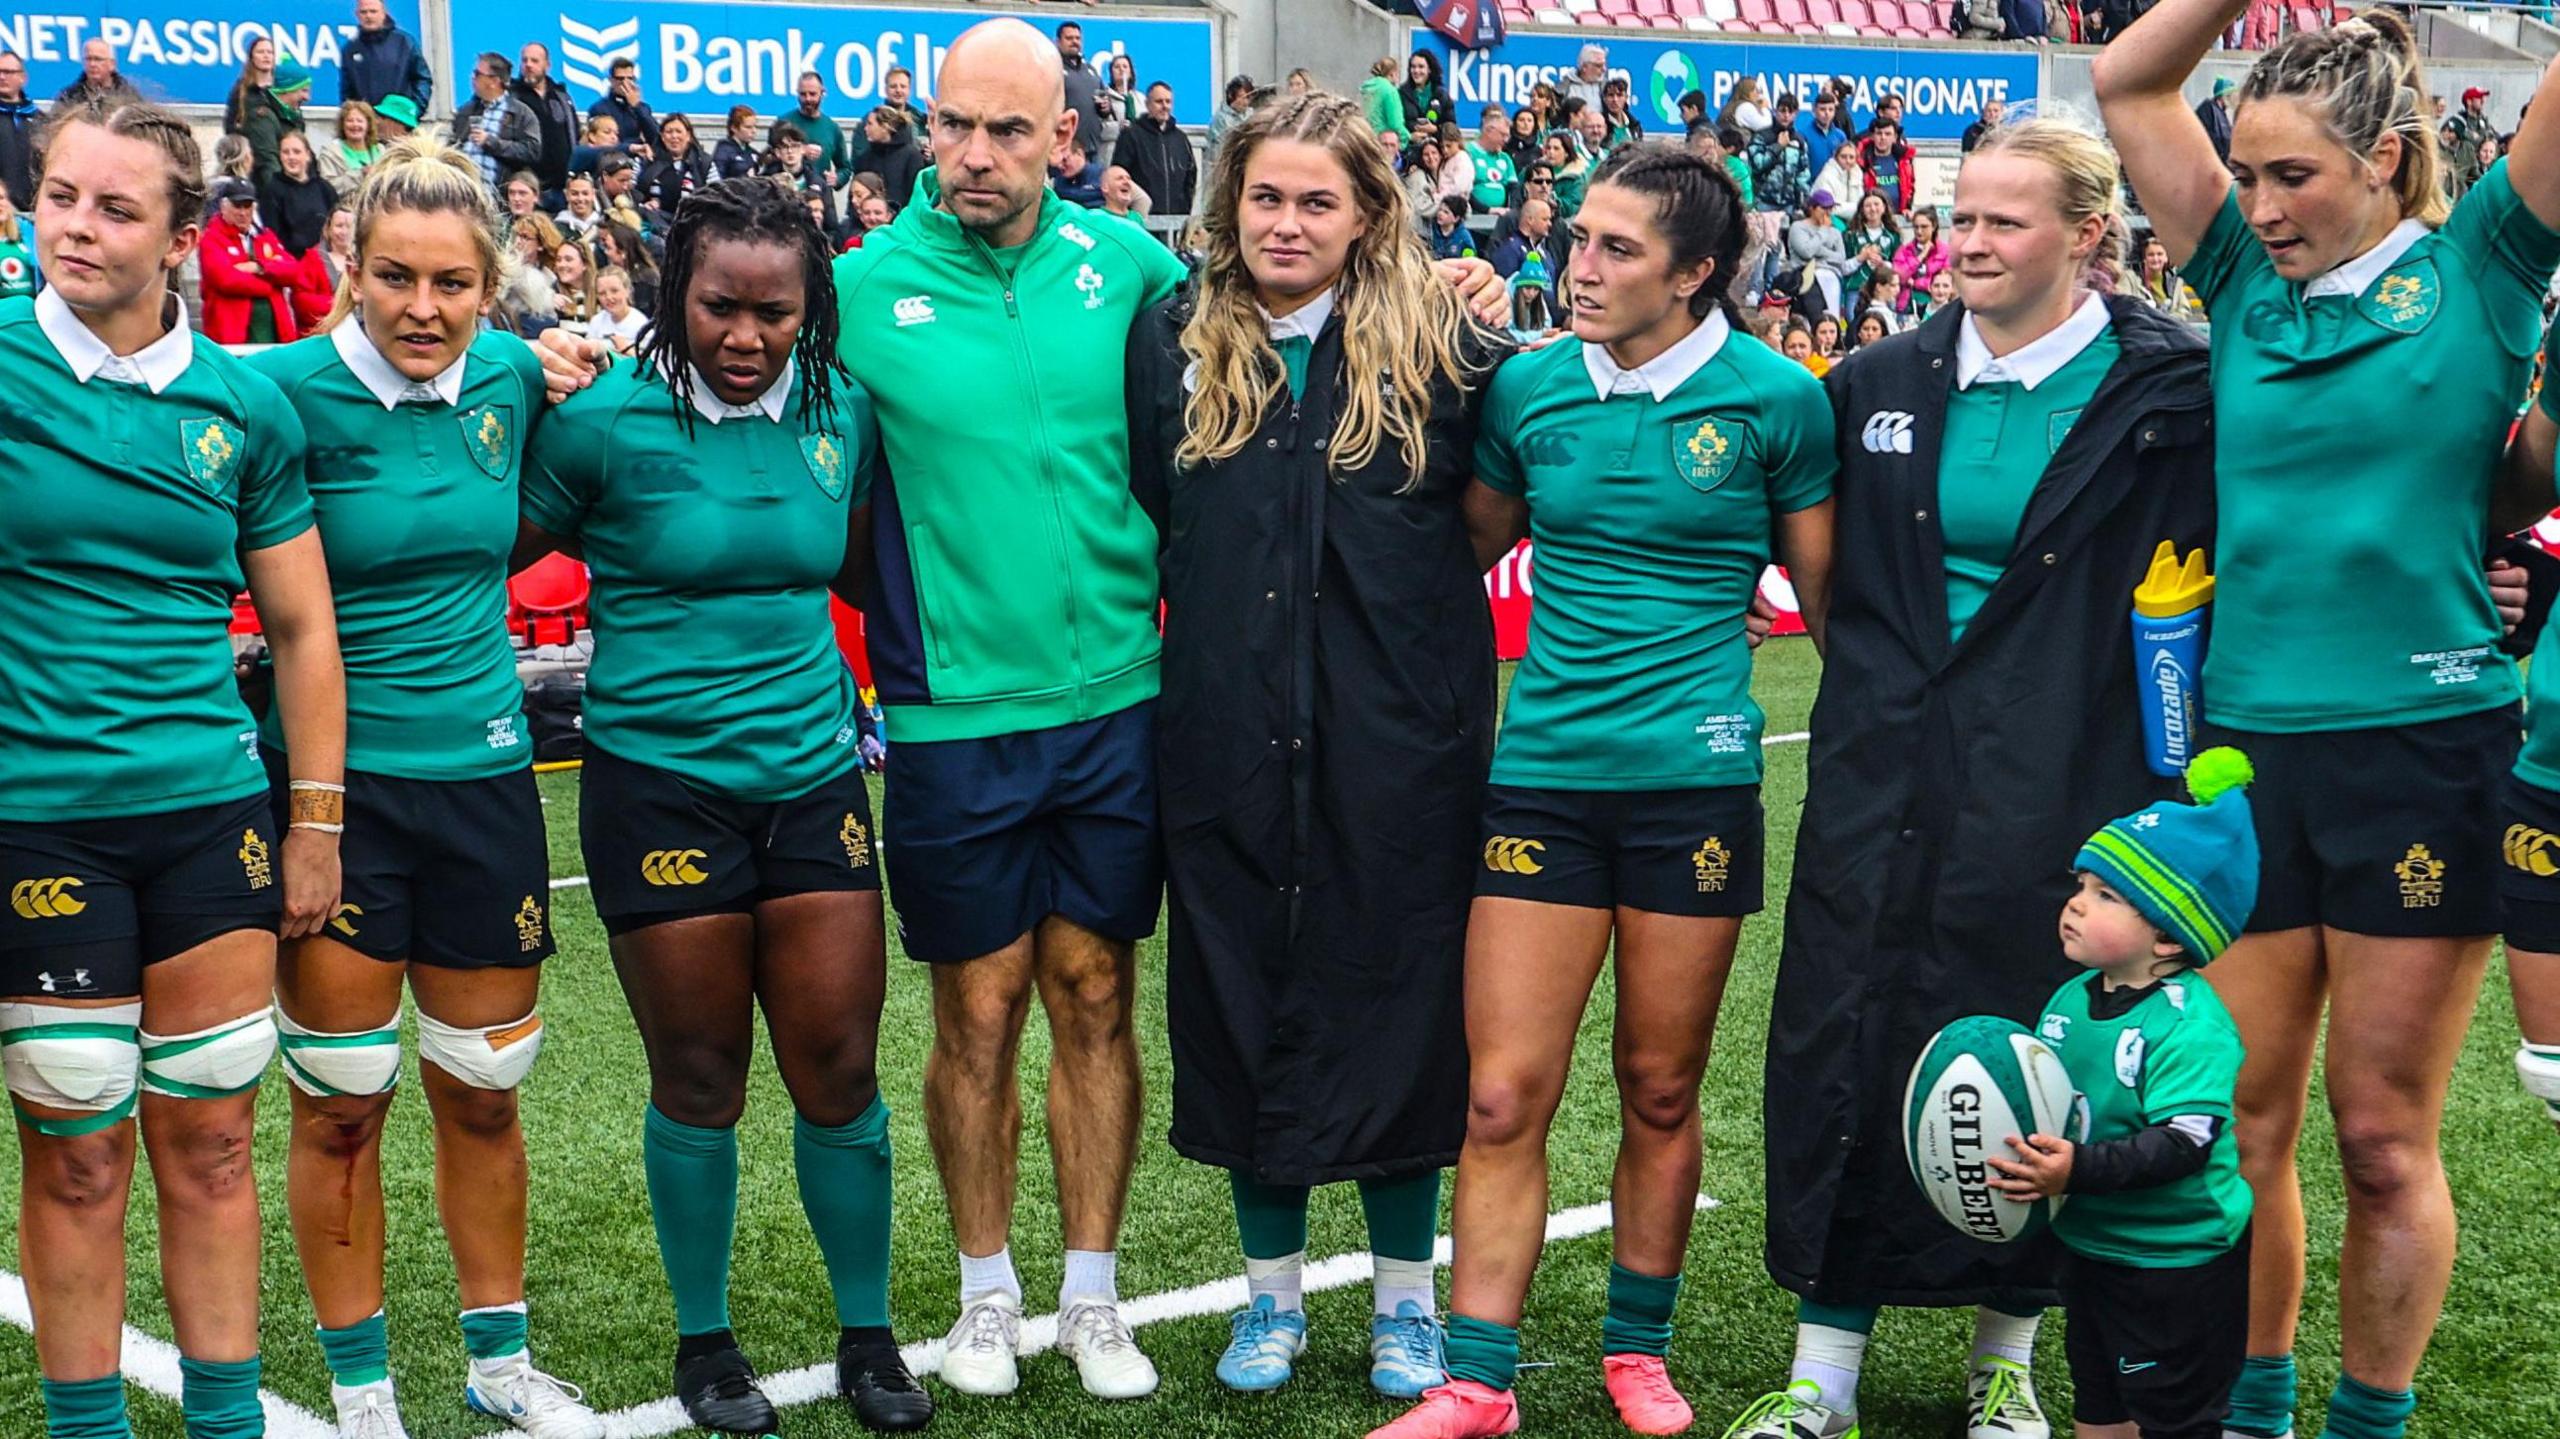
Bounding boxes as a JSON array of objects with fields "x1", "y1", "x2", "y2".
[
  {"x1": 1585, "y1": 141, "x2": 1750, "y2": 330},
  {"x1": 637, "y1": 175, "x2": 848, "y2": 437},
  {"x1": 2238, "y1": 9, "x2": 2447, "y2": 226}
]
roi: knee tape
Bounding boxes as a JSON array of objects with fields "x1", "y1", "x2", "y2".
[
  {"x1": 0, "y1": 1001, "x2": 141, "y2": 1135},
  {"x1": 416, "y1": 1009, "x2": 543, "y2": 1091},
  {"x1": 140, "y1": 1010, "x2": 276, "y2": 1100},
  {"x1": 2518, "y1": 1044, "x2": 2560, "y2": 1112},
  {"x1": 275, "y1": 1005, "x2": 403, "y2": 1098}
]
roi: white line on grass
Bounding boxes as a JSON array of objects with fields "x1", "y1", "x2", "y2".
[
  {"x1": 0, "y1": 1271, "x2": 336, "y2": 1438},
  {"x1": 487, "y1": 1194, "x2": 1721, "y2": 1439}
]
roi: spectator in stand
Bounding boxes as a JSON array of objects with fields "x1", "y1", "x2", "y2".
[
  {"x1": 595, "y1": 152, "x2": 652, "y2": 241},
  {"x1": 1849, "y1": 308, "x2": 1892, "y2": 351},
  {"x1": 0, "y1": 51, "x2": 32, "y2": 211},
  {"x1": 1403, "y1": 132, "x2": 1446, "y2": 218},
  {"x1": 1799, "y1": 91, "x2": 1852, "y2": 178},
  {"x1": 1115, "y1": 82, "x2": 1198, "y2": 218},
  {"x1": 585, "y1": 264, "x2": 647, "y2": 350},
  {"x1": 454, "y1": 53, "x2": 541, "y2": 194},
  {"x1": 2001, "y1": 0, "x2": 2052, "y2": 42},
  {"x1": 198, "y1": 178, "x2": 310, "y2": 342},
  {"x1": 1782, "y1": 318, "x2": 1826, "y2": 375},
  {"x1": 1871, "y1": 92, "x2": 1906, "y2": 135},
  {"x1": 1857, "y1": 268, "x2": 1905, "y2": 328},
  {"x1": 1429, "y1": 194, "x2": 1477, "y2": 261},
  {"x1": 1543, "y1": 131, "x2": 1589, "y2": 219},
  {"x1": 550, "y1": 235, "x2": 596, "y2": 328},
  {"x1": 1856, "y1": 117, "x2": 1917, "y2": 213},
  {"x1": 848, "y1": 171, "x2": 885, "y2": 223},
  {"x1": 568, "y1": 114, "x2": 623, "y2": 183},
  {"x1": 1363, "y1": 58, "x2": 1410, "y2": 152},
  {"x1": 588, "y1": 56, "x2": 661, "y2": 158},
  {"x1": 1959, "y1": 0, "x2": 2008, "y2": 44},
  {"x1": 260, "y1": 130, "x2": 335, "y2": 259},
  {"x1": 1599, "y1": 77, "x2": 1644, "y2": 149},
  {"x1": 639, "y1": 112, "x2": 713, "y2": 222},
  {"x1": 1839, "y1": 189, "x2": 1902, "y2": 295},
  {"x1": 804, "y1": 190, "x2": 847, "y2": 250},
  {"x1": 499, "y1": 211, "x2": 564, "y2": 333},
  {"x1": 1286, "y1": 67, "x2": 1315, "y2": 98},
  {"x1": 340, "y1": 0, "x2": 429, "y2": 114},
  {"x1": 594, "y1": 220, "x2": 655, "y2": 312},
  {"x1": 2132, "y1": 233, "x2": 2201, "y2": 320},
  {"x1": 1469, "y1": 107, "x2": 1517, "y2": 214},
  {"x1": 0, "y1": 186, "x2": 39, "y2": 298},
  {"x1": 554, "y1": 173, "x2": 602, "y2": 239},
  {"x1": 753, "y1": 124, "x2": 837, "y2": 234},
  {"x1": 852, "y1": 106, "x2": 926, "y2": 210},
  {"x1": 213, "y1": 133, "x2": 254, "y2": 184},
  {"x1": 2194, "y1": 76, "x2": 2234, "y2": 163},
  {"x1": 1432, "y1": 121, "x2": 1476, "y2": 207},
  {"x1": 1575, "y1": 107, "x2": 1614, "y2": 168},
  {"x1": 52, "y1": 38, "x2": 137, "y2": 110},
  {"x1": 313, "y1": 100, "x2": 379, "y2": 190},
  {"x1": 372, "y1": 94, "x2": 417, "y2": 143},
  {"x1": 1564, "y1": 43, "x2": 1608, "y2": 112},
  {"x1": 241, "y1": 59, "x2": 312, "y2": 185},
  {"x1": 778, "y1": 72, "x2": 850, "y2": 192},
  {"x1": 1786, "y1": 189, "x2": 1851, "y2": 315},
  {"x1": 884, "y1": 65, "x2": 930, "y2": 133},
  {"x1": 1100, "y1": 164, "x2": 1151, "y2": 222},
  {"x1": 1400, "y1": 52, "x2": 1455, "y2": 156},
  {"x1": 1891, "y1": 206, "x2": 1949, "y2": 304},
  {"x1": 1911, "y1": 265, "x2": 1956, "y2": 322},
  {"x1": 514, "y1": 41, "x2": 580, "y2": 199},
  {"x1": 1505, "y1": 108, "x2": 1543, "y2": 171},
  {"x1": 222, "y1": 37, "x2": 277, "y2": 136},
  {"x1": 713, "y1": 105, "x2": 760, "y2": 179},
  {"x1": 1097, "y1": 54, "x2": 1141, "y2": 153},
  {"x1": 1051, "y1": 143, "x2": 1106, "y2": 207},
  {"x1": 1523, "y1": 82, "x2": 1561, "y2": 139},
  {"x1": 1752, "y1": 95, "x2": 1813, "y2": 217},
  {"x1": 1486, "y1": 161, "x2": 1550, "y2": 250},
  {"x1": 1058, "y1": 20, "x2": 1105, "y2": 160},
  {"x1": 1679, "y1": 89, "x2": 1709, "y2": 132},
  {"x1": 1811, "y1": 313, "x2": 1842, "y2": 361},
  {"x1": 2456, "y1": 132, "x2": 2505, "y2": 200},
  {"x1": 499, "y1": 170, "x2": 542, "y2": 240},
  {"x1": 1489, "y1": 196, "x2": 1564, "y2": 281},
  {"x1": 1721, "y1": 77, "x2": 1775, "y2": 142},
  {"x1": 312, "y1": 201, "x2": 354, "y2": 299},
  {"x1": 1962, "y1": 95, "x2": 2006, "y2": 153},
  {"x1": 2446, "y1": 85, "x2": 2497, "y2": 189},
  {"x1": 1206, "y1": 75, "x2": 1256, "y2": 167}
]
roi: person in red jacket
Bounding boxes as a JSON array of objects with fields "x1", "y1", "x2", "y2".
[
  {"x1": 1854, "y1": 117, "x2": 1917, "y2": 215},
  {"x1": 198, "y1": 177, "x2": 310, "y2": 343}
]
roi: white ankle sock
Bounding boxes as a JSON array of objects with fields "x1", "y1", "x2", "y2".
[
  {"x1": 1062, "y1": 1248, "x2": 1118, "y2": 1305},
  {"x1": 959, "y1": 1245, "x2": 1022, "y2": 1304},
  {"x1": 1371, "y1": 1255, "x2": 1435, "y2": 1317},
  {"x1": 1971, "y1": 1306, "x2": 2040, "y2": 1368},
  {"x1": 1790, "y1": 1322, "x2": 1869, "y2": 1417},
  {"x1": 1245, "y1": 1251, "x2": 1305, "y2": 1312}
]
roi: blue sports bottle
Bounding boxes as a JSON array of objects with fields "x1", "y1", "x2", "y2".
[{"x1": 2131, "y1": 541, "x2": 2213, "y2": 779}]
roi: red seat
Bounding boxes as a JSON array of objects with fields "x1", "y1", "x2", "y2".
[
  {"x1": 1837, "y1": 0, "x2": 1873, "y2": 27},
  {"x1": 1906, "y1": 0, "x2": 1943, "y2": 26},
  {"x1": 229, "y1": 592, "x2": 261, "y2": 636},
  {"x1": 1597, "y1": 0, "x2": 1637, "y2": 12},
  {"x1": 1891, "y1": 24, "x2": 1925, "y2": 35},
  {"x1": 1636, "y1": 0, "x2": 1675, "y2": 13},
  {"x1": 1773, "y1": 0, "x2": 1810, "y2": 22},
  {"x1": 509, "y1": 555, "x2": 591, "y2": 647}
]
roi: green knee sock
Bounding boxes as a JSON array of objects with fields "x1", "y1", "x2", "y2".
[
  {"x1": 643, "y1": 1104, "x2": 740, "y2": 1338},
  {"x1": 2320, "y1": 1374, "x2": 2416, "y2": 1439},
  {"x1": 793, "y1": 1096, "x2": 895, "y2": 1329},
  {"x1": 1357, "y1": 1171, "x2": 1442, "y2": 1262},
  {"x1": 2225, "y1": 1353, "x2": 2299, "y2": 1437},
  {"x1": 1445, "y1": 1314, "x2": 1520, "y2": 1391},
  {"x1": 1601, "y1": 1262, "x2": 1681, "y2": 1358},
  {"x1": 1229, "y1": 1173, "x2": 1312, "y2": 1260},
  {"x1": 460, "y1": 1302, "x2": 530, "y2": 1363},
  {"x1": 177, "y1": 1356, "x2": 261, "y2": 1439},
  {"x1": 316, "y1": 1310, "x2": 391, "y2": 1386},
  {"x1": 1796, "y1": 1299, "x2": 1880, "y2": 1335},
  {"x1": 41, "y1": 1374, "x2": 130, "y2": 1439}
]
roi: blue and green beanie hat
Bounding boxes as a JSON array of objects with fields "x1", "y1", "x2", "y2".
[{"x1": 2074, "y1": 747, "x2": 2260, "y2": 963}]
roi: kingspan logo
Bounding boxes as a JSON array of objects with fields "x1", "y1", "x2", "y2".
[{"x1": 560, "y1": 13, "x2": 642, "y2": 98}]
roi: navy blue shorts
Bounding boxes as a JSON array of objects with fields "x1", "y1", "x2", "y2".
[{"x1": 883, "y1": 702, "x2": 1162, "y2": 964}]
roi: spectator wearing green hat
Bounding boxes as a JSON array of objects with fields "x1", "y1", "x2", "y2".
[
  {"x1": 2194, "y1": 76, "x2": 2235, "y2": 163},
  {"x1": 241, "y1": 51, "x2": 314, "y2": 185}
]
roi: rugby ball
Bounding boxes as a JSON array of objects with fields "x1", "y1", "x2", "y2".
[{"x1": 1903, "y1": 1016, "x2": 2081, "y2": 1244}]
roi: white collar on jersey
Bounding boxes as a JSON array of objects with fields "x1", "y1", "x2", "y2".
[
  {"x1": 2303, "y1": 218, "x2": 2428, "y2": 301},
  {"x1": 660, "y1": 354, "x2": 796, "y2": 424},
  {"x1": 333, "y1": 318, "x2": 467, "y2": 409},
  {"x1": 36, "y1": 286, "x2": 194, "y2": 393},
  {"x1": 1583, "y1": 308, "x2": 1729, "y2": 402},
  {"x1": 1262, "y1": 288, "x2": 1335, "y2": 342},
  {"x1": 1956, "y1": 290, "x2": 2112, "y2": 391}
]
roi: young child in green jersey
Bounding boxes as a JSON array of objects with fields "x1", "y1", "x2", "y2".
[{"x1": 1988, "y1": 747, "x2": 2260, "y2": 1439}]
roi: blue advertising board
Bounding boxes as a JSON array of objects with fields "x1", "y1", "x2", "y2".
[
  {"x1": 452, "y1": 1, "x2": 1218, "y2": 124},
  {"x1": 0, "y1": 0, "x2": 382, "y2": 107},
  {"x1": 1416, "y1": 28, "x2": 2036, "y2": 143}
]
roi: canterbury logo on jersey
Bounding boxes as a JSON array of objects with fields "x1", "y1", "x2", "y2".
[
  {"x1": 1483, "y1": 836, "x2": 1546, "y2": 875},
  {"x1": 1861, "y1": 411, "x2": 1915, "y2": 454},
  {"x1": 2508, "y1": 823, "x2": 2560, "y2": 877},
  {"x1": 893, "y1": 295, "x2": 936, "y2": 327},
  {"x1": 641, "y1": 849, "x2": 710, "y2": 886},
  {"x1": 10, "y1": 877, "x2": 86, "y2": 919}
]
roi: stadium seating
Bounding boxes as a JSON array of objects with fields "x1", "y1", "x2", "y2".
[{"x1": 509, "y1": 554, "x2": 593, "y2": 648}]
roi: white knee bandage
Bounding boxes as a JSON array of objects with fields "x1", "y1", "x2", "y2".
[
  {"x1": 0, "y1": 1001, "x2": 142, "y2": 1134},
  {"x1": 141, "y1": 1010, "x2": 277, "y2": 1099},
  {"x1": 275, "y1": 1005, "x2": 403, "y2": 1098},
  {"x1": 2518, "y1": 1044, "x2": 2560, "y2": 1115},
  {"x1": 416, "y1": 1009, "x2": 543, "y2": 1091}
]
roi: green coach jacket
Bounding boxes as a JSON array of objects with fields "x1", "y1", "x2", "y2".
[{"x1": 834, "y1": 168, "x2": 1187, "y2": 743}]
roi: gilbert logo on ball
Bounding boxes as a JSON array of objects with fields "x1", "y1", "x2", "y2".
[{"x1": 1903, "y1": 1015, "x2": 2081, "y2": 1244}]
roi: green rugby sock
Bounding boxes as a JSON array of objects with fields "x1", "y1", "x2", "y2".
[
  {"x1": 643, "y1": 1104, "x2": 739, "y2": 1337},
  {"x1": 1445, "y1": 1314, "x2": 1520, "y2": 1391},
  {"x1": 316, "y1": 1310, "x2": 391, "y2": 1386},
  {"x1": 177, "y1": 1356, "x2": 261, "y2": 1439},
  {"x1": 2225, "y1": 1352, "x2": 2299, "y2": 1437},
  {"x1": 1357, "y1": 1171, "x2": 1442, "y2": 1263},
  {"x1": 2319, "y1": 1374, "x2": 2416, "y2": 1439},
  {"x1": 460, "y1": 1302, "x2": 530, "y2": 1363},
  {"x1": 1796, "y1": 1298, "x2": 1880, "y2": 1335},
  {"x1": 1228, "y1": 1173, "x2": 1312, "y2": 1260},
  {"x1": 1601, "y1": 1262, "x2": 1681, "y2": 1358},
  {"x1": 41, "y1": 1374, "x2": 130, "y2": 1439},
  {"x1": 793, "y1": 1096, "x2": 895, "y2": 1328}
]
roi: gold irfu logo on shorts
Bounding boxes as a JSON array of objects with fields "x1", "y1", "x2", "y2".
[
  {"x1": 641, "y1": 849, "x2": 710, "y2": 886},
  {"x1": 329, "y1": 902, "x2": 364, "y2": 938},
  {"x1": 10, "y1": 877, "x2": 85, "y2": 919},
  {"x1": 840, "y1": 814, "x2": 872, "y2": 868},
  {"x1": 2507, "y1": 825, "x2": 2560, "y2": 878},
  {"x1": 1483, "y1": 836, "x2": 1546, "y2": 875},
  {"x1": 1693, "y1": 837, "x2": 1731, "y2": 894},
  {"x1": 239, "y1": 828, "x2": 273, "y2": 890},
  {"x1": 2395, "y1": 843, "x2": 2446, "y2": 909},
  {"x1": 514, "y1": 896, "x2": 545, "y2": 951}
]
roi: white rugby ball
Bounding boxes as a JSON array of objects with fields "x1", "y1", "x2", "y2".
[{"x1": 1902, "y1": 1016, "x2": 2081, "y2": 1244}]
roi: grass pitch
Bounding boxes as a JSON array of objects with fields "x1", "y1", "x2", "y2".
[{"x1": 2, "y1": 639, "x2": 2556, "y2": 1436}]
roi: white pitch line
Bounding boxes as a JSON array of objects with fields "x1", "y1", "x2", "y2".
[
  {"x1": 0, "y1": 1271, "x2": 336, "y2": 1438},
  {"x1": 501, "y1": 1194, "x2": 1721, "y2": 1439}
]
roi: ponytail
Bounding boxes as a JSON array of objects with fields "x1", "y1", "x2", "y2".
[{"x1": 2238, "y1": 8, "x2": 2448, "y2": 226}]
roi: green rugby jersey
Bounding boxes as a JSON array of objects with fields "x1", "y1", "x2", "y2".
[
  {"x1": 0, "y1": 292, "x2": 313, "y2": 821},
  {"x1": 522, "y1": 360, "x2": 875, "y2": 802},
  {"x1": 2523, "y1": 387, "x2": 2560, "y2": 794},
  {"x1": 2038, "y1": 970, "x2": 2252, "y2": 1267},
  {"x1": 250, "y1": 326, "x2": 544, "y2": 780},
  {"x1": 1466, "y1": 144, "x2": 1517, "y2": 213},
  {"x1": 1474, "y1": 316, "x2": 1835, "y2": 790},
  {"x1": 2185, "y1": 160, "x2": 2560, "y2": 732}
]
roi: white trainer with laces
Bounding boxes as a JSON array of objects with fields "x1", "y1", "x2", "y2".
[
  {"x1": 939, "y1": 1292, "x2": 1025, "y2": 1396},
  {"x1": 1057, "y1": 1298, "x2": 1160, "y2": 1399},
  {"x1": 1967, "y1": 1356, "x2": 2051, "y2": 1439},
  {"x1": 329, "y1": 1380, "x2": 410, "y2": 1439},
  {"x1": 463, "y1": 1354, "x2": 607, "y2": 1439}
]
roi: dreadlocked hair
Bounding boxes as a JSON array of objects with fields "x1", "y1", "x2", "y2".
[
  {"x1": 1586, "y1": 142, "x2": 1749, "y2": 329},
  {"x1": 637, "y1": 175, "x2": 849, "y2": 437},
  {"x1": 2238, "y1": 8, "x2": 2448, "y2": 226},
  {"x1": 1178, "y1": 91, "x2": 1489, "y2": 486}
]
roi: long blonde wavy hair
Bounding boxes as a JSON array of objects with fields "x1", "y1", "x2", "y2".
[{"x1": 1177, "y1": 93, "x2": 1480, "y2": 484}]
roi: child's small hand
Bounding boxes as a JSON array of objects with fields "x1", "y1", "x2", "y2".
[{"x1": 1986, "y1": 1133, "x2": 2073, "y2": 1201}]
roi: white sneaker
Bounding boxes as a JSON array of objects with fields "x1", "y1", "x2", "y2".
[
  {"x1": 939, "y1": 1292, "x2": 1024, "y2": 1396},
  {"x1": 1057, "y1": 1298, "x2": 1159, "y2": 1400},
  {"x1": 330, "y1": 1380, "x2": 410, "y2": 1439},
  {"x1": 1967, "y1": 1356, "x2": 2051, "y2": 1439},
  {"x1": 464, "y1": 1354, "x2": 607, "y2": 1439}
]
